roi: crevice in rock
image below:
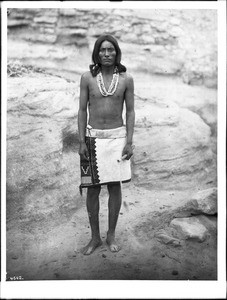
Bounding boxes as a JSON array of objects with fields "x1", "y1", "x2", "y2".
[
  {"x1": 25, "y1": 113, "x2": 50, "y2": 118},
  {"x1": 62, "y1": 129, "x2": 79, "y2": 153}
]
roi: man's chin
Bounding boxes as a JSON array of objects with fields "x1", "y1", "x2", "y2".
[{"x1": 101, "y1": 61, "x2": 115, "y2": 67}]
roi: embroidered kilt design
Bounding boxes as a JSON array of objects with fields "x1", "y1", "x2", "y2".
[{"x1": 80, "y1": 126, "x2": 131, "y2": 191}]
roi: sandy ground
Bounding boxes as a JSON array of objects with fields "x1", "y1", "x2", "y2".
[{"x1": 7, "y1": 182, "x2": 216, "y2": 281}]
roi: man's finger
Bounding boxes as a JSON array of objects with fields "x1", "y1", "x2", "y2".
[
  {"x1": 82, "y1": 153, "x2": 89, "y2": 161},
  {"x1": 85, "y1": 151, "x2": 90, "y2": 160},
  {"x1": 121, "y1": 154, "x2": 127, "y2": 160}
]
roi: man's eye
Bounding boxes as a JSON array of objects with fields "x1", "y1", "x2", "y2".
[{"x1": 100, "y1": 48, "x2": 115, "y2": 53}]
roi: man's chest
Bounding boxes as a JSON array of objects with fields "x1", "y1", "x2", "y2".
[{"x1": 88, "y1": 76, "x2": 126, "y2": 100}]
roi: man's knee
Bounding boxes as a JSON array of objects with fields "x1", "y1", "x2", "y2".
[
  {"x1": 87, "y1": 185, "x2": 101, "y2": 199},
  {"x1": 107, "y1": 182, "x2": 121, "y2": 194}
]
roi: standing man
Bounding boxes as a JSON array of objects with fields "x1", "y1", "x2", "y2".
[{"x1": 78, "y1": 34, "x2": 135, "y2": 255}]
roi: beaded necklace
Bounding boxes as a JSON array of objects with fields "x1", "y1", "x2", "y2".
[{"x1": 96, "y1": 68, "x2": 119, "y2": 97}]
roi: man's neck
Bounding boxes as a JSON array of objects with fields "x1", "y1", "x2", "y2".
[{"x1": 100, "y1": 65, "x2": 115, "y2": 76}]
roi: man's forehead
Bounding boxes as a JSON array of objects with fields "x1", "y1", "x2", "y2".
[{"x1": 100, "y1": 40, "x2": 115, "y2": 48}]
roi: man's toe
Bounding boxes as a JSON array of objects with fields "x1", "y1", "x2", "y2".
[{"x1": 110, "y1": 244, "x2": 120, "y2": 252}]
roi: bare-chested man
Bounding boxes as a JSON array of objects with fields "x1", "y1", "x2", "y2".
[{"x1": 78, "y1": 35, "x2": 135, "y2": 255}]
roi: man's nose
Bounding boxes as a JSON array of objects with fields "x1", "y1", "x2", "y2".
[{"x1": 104, "y1": 49, "x2": 109, "y2": 56}]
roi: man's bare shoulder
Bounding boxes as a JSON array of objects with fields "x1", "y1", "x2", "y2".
[
  {"x1": 121, "y1": 72, "x2": 134, "y2": 82},
  {"x1": 81, "y1": 71, "x2": 93, "y2": 83},
  {"x1": 121, "y1": 72, "x2": 134, "y2": 89}
]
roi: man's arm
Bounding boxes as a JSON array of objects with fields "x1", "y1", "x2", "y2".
[
  {"x1": 78, "y1": 73, "x2": 89, "y2": 160},
  {"x1": 122, "y1": 73, "x2": 135, "y2": 159}
]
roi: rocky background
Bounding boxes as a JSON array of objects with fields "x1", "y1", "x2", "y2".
[
  {"x1": 8, "y1": 8, "x2": 217, "y2": 87},
  {"x1": 6, "y1": 8, "x2": 217, "y2": 281}
]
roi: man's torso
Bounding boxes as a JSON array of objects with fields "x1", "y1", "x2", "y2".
[{"x1": 85, "y1": 71, "x2": 128, "y2": 130}]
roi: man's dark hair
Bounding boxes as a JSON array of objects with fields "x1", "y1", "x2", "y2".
[{"x1": 89, "y1": 34, "x2": 127, "y2": 77}]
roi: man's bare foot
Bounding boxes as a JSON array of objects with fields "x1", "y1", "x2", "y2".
[
  {"x1": 81, "y1": 238, "x2": 102, "y2": 255},
  {"x1": 106, "y1": 233, "x2": 121, "y2": 252}
]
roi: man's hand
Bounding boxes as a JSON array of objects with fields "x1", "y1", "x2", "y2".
[
  {"x1": 122, "y1": 143, "x2": 133, "y2": 160},
  {"x1": 79, "y1": 142, "x2": 89, "y2": 161}
]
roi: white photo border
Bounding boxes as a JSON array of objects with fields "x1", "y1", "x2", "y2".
[{"x1": 1, "y1": 1, "x2": 226, "y2": 299}]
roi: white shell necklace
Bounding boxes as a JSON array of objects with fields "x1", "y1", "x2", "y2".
[{"x1": 97, "y1": 68, "x2": 119, "y2": 97}]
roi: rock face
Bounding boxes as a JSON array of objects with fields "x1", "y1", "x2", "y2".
[
  {"x1": 7, "y1": 8, "x2": 217, "y2": 88},
  {"x1": 133, "y1": 97, "x2": 216, "y2": 189},
  {"x1": 7, "y1": 71, "x2": 81, "y2": 222}
]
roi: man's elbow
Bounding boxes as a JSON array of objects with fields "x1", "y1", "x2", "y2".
[
  {"x1": 126, "y1": 109, "x2": 135, "y2": 117},
  {"x1": 78, "y1": 109, "x2": 87, "y2": 121},
  {"x1": 78, "y1": 108, "x2": 87, "y2": 115}
]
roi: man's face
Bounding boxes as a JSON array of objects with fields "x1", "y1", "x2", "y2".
[{"x1": 99, "y1": 40, "x2": 116, "y2": 67}]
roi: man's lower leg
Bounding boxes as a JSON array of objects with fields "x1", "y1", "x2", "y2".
[
  {"x1": 106, "y1": 183, "x2": 122, "y2": 252},
  {"x1": 82, "y1": 186, "x2": 102, "y2": 255}
]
